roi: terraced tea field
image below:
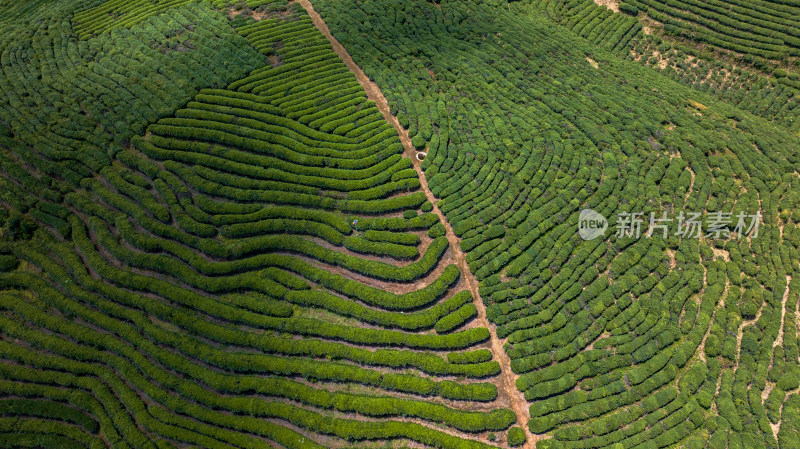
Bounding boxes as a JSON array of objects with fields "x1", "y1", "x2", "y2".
[{"x1": 1, "y1": 0, "x2": 800, "y2": 448}]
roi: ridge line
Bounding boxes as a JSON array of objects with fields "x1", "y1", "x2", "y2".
[{"x1": 296, "y1": 0, "x2": 536, "y2": 447}]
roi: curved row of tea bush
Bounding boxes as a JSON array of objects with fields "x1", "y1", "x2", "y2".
[
  {"x1": 0, "y1": 3, "x2": 261, "y2": 186},
  {"x1": 0, "y1": 4, "x2": 517, "y2": 448},
  {"x1": 312, "y1": 0, "x2": 800, "y2": 447}
]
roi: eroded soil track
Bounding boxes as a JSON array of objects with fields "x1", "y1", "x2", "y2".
[{"x1": 297, "y1": 0, "x2": 535, "y2": 446}]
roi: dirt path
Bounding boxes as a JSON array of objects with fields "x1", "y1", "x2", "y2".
[
  {"x1": 297, "y1": 0, "x2": 397, "y2": 132},
  {"x1": 775, "y1": 275, "x2": 793, "y2": 349},
  {"x1": 297, "y1": 0, "x2": 535, "y2": 446},
  {"x1": 763, "y1": 275, "x2": 795, "y2": 440}
]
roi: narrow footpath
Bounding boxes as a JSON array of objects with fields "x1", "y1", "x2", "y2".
[{"x1": 296, "y1": 0, "x2": 535, "y2": 446}]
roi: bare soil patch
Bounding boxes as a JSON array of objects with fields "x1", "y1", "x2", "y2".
[
  {"x1": 229, "y1": 7, "x2": 292, "y2": 22},
  {"x1": 651, "y1": 50, "x2": 669, "y2": 70},
  {"x1": 593, "y1": 0, "x2": 619, "y2": 12},
  {"x1": 711, "y1": 246, "x2": 730, "y2": 262}
]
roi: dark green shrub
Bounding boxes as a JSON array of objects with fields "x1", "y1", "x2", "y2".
[
  {"x1": 507, "y1": 427, "x2": 525, "y2": 447},
  {"x1": 411, "y1": 134, "x2": 426, "y2": 149},
  {"x1": 404, "y1": 209, "x2": 419, "y2": 219},
  {"x1": 0, "y1": 254, "x2": 18, "y2": 272},
  {"x1": 619, "y1": 3, "x2": 639, "y2": 15}
]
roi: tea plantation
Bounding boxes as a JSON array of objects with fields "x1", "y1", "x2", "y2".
[{"x1": 1, "y1": 0, "x2": 799, "y2": 448}]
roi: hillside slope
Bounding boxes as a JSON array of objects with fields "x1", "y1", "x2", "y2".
[
  {"x1": 311, "y1": 0, "x2": 800, "y2": 447},
  {"x1": 0, "y1": 2, "x2": 523, "y2": 449},
  {"x1": 1, "y1": 0, "x2": 800, "y2": 448}
]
